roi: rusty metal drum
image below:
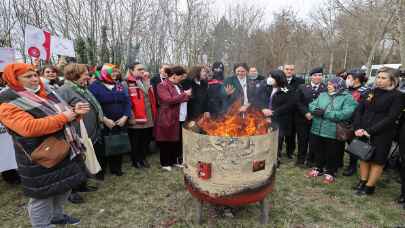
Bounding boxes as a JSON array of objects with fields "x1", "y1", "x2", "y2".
[{"x1": 183, "y1": 127, "x2": 278, "y2": 206}]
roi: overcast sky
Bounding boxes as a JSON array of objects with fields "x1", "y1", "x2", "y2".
[{"x1": 211, "y1": 0, "x2": 323, "y2": 22}]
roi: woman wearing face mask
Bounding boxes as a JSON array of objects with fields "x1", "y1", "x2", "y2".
[
  {"x1": 88, "y1": 64, "x2": 131, "y2": 176},
  {"x1": 352, "y1": 67, "x2": 403, "y2": 195},
  {"x1": 181, "y1": 65, "x2": 210, "y2": 120},
  {"x1": 341, "y1": 69, "x2": 369, "y2": 177},
  {"x1": 0, "y1": 63, "x2": 88, "y2": 227},
  {"x1": 262, "y1": 70, "x2": 295, "y2": 164},
  {"x1": 345, "y1": 69, "x2": 369, "y2": 102},
  {"x1": 306, "y1": 77, "x2": 357, "y2": 184}
]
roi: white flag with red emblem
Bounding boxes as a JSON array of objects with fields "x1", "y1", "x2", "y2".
[{"x1": 25, "y1": 25, "x2": 51, "y2": 61}]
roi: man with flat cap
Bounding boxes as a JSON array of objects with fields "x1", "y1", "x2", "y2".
[{"x1": 295, "y1": 67, "x2": 326, "y2": 166}]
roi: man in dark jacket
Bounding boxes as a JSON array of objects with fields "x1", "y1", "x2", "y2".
[
  {"x1": 248, "y1": 66, "x2": 266, "y2": 81},
  {"x1": 281, "y1": 64, "x2": 305, "y2": 158},
  {"x1": 150, "y1": 64, "x2": 169, "y2": 101},
  {"x1": 295, "y1": 67, "x2": 326, "y2": 166}
]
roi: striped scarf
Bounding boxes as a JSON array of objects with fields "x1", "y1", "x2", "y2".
[
  {"x1": 12, "y1": 88, "x2": 85, "y2": 158},
  {"x1": 64, "y1": 80, "x2": 104, "y2": 122}
]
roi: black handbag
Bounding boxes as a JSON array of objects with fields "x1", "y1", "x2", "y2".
[
  {"x1": 346, "y1": 138, "x2": 375, "y2": 161},
  {"x1": 104, "y1": 132, "x2": 131, "y2": 157}
]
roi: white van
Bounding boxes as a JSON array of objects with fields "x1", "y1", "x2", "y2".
[{"x1": 361, "y1": 64, "x2": 402, "y2": 85}]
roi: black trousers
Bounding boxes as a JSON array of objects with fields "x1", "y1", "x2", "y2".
[
  {"x1": 279, "y1": 123, "x2": 296, "y2": 157},
  {"x1": 128, "y1": 128, "x2": 153, "y2": 165},
  {"x1": 278, "y1": 136, "x2": 295, "y2": 157},
  {"x1": 337, "y1": 142, "x2": 345, "y2": 168},
  {"x1": 310, "y1": 134, "x2": 342, "y2": 176},
  {"x1": 399, "y1": 122, "x2": 405, "y2": 195},
  {"x1": 296, "y1": 123, "x2": 310, "y2": 162},
  {"x1": 94, "y1": 137, "x2": 122, "y2": 174},
  {"x1": 158, "y1": 141, "x2": 181, "y2": 167}
]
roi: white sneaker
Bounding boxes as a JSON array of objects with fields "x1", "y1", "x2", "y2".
[
  {"x1": 174, "y1": 164, "x2": 184, "y2": 168},
  {"x1": 161, "y1": 166, "x2": 172, "y2": 171}
]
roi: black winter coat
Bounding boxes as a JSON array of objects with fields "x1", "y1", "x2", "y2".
[
  {"x1": 268, "y1": 87, "x2": 295, "y2": 136},
  {"x1": 287, "y1": 76, "x2": 305, "y2": 93},
  {"x1": 0, "y1": 89, "x2": 87, "y2": 199},
  {"x1": 353, "y1": 88, "x2": 403, "y2": 135},
  {"x1": 206, "y1": 81, "x2": 227, "y2": 117},
  {"x1": 353, "y1": 88, "x2": 404, "y2": 164},
  {"x1": 181, "y1": 78, "x2": 209, "y2": 120},
  {"x1": 295, "y1": 83, "x2": 327, "y2": 125}
]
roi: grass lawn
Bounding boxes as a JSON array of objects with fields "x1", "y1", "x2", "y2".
[{"x1": 1, "y1": 152, "x2": 405, "y2": 228}]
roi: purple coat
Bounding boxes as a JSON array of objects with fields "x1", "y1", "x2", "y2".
[{"x1": 154, "y1": 80, "x2": 189, "y2": 141}]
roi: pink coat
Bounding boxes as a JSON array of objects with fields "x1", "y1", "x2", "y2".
[{"x1": 154, "y1": 80, "x2": 189, "y2": 141}]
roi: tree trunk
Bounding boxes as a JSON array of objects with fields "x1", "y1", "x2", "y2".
[
  {"x1": 399, "y1": 0, "x2": 405, "y2": 68},
  {"x1": 329, "y1": 50, "x2": 334, "y2": 74},
  {"x1": 343, "y1": 40, "x2": 349, "y2": 69},
  {"x1": 366, "y1": 39, "x2": 379, "y2": 77}
]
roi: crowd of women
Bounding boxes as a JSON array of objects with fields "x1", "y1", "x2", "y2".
[{"x1": 0, "y1": 60, "x2": 404, "y2": 227}]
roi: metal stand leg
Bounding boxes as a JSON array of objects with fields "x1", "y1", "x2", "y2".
[
  {"x1": 195, "y1": 199, "x2": 203, "y2": 224},
  {"x1": 260, "y1": 197, "x2": 269, "y2": 224}
]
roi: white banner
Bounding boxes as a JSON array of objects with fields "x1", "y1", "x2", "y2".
[
  {"x1": 0, "y1": 124, "x2": 17, "y2": 172},
  {"x1": 51, "y1": 36, "x2": 76, "y2": 57},
  {"x1": 25, "y1": 24, "x2": 51, "y2": 61},
  {"x1": 0, "y1": 48, "x2": 16, "y2": 71}
]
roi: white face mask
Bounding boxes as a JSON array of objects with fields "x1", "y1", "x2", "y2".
[
  {"x1": 25, "y1": 85, "x2": 41, "y2": 93},
  {"x1": 267, "y1": 77, "x2": 275, "y2": 86},
  {"x1": 345, "y1": 78, "x2": 353, "y2": 88},
  {"x1": 249, "y1": 74, "x2": 258, "y2": 80}
]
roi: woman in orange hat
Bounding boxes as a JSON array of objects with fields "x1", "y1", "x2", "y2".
[{"x1": 0, "y1": 63, "x2": 90, "y2": 227}]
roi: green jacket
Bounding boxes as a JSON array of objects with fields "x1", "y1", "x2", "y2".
[{"x1": 309, "y1": 91, "x2": 357, "y2": 139}]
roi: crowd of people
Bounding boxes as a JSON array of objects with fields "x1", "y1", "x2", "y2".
[{"x1": 0, "y1": 59, "x2": 404, "y2": 227}]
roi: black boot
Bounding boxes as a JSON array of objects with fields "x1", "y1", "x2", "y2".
[
  {"x1": 343, "y1": 166, "x2": 357, "y2": 176},
  {"x1": 343, "y1": 157, "x2": 357, "y2": 176},
  {"x1": 352, "y1": 180, "x2": 367, "y2": 191},
  {"x1": 356, "y1": 185, "x2": 375, "y2": 196},
  {"x1": 140, "y1": 160, "x2": 151, "y2": 168}
]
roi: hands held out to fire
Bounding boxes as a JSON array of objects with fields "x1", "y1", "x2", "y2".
[
  {"x1": 261, "y1": 109, "x2": 273, "y2": 117},
  {"x1": 225, "y1": 85, "x2": 235, "y2": 95},
  {"x1": 184, "y1": 89, "x2": 192, "y2": 97}
]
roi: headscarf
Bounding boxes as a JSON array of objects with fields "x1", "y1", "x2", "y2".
[
  {"x1": 328, "y1": 77, "x2": 346, "y2": 95},
  {"x1": 100, "y1": 64, "x2": 117, "y2": 84},
  {"x1": 3, "y1": 63, "x2": 47, "y2": 98}
]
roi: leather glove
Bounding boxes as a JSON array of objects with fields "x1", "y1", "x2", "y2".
[{"x1": 312, "y1": 108, "x2": 325, "y2": 117}]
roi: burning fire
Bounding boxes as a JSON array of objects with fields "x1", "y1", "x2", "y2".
[{"x1": 196, "y1": 102, "x2": 269, "y2": 137}]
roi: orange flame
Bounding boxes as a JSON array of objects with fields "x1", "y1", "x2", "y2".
[{"x1": 197, "y1": 102, "x2": 269, "y2": 137}]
